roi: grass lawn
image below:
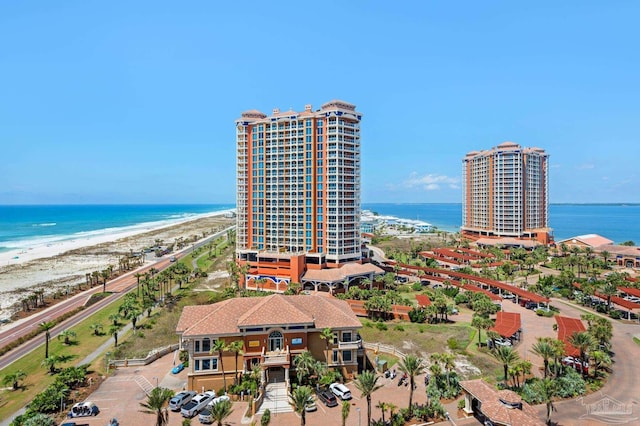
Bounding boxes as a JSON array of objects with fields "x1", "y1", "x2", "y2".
[
  {"x1": 634, "y1": 337, "x2": 640, "y2": 347},
  {"x1": 359, "y1": 318, "x2": 502, "y2": 381},
  {"x1": 0, "y1": 297, "x2": 126, "y2": 420}
]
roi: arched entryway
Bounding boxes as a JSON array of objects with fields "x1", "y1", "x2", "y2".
[{"x1": 268, "y1": 330, "x2": 283, "y2": 352}]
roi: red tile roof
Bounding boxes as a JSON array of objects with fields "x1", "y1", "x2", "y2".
[
  {"x1": 177, "y1": 294, "x2": 362, "y2": 338},
  {"x1": 415, "y1": 295, "x2": 431, "y2": 307},
  {"x1": 461, "y1": 379, "x2": 544, "y2": 426},
  {"x1": 491, "y1": 311, "x2": 521, "y2": 338},
  {"x1": 556, "y1": 316, "x2": 586, "y2": 357}
]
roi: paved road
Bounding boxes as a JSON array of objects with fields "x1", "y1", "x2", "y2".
[
  {"x1": 537, "y1": 299, "x2": 640, "y2": 426},
  {"x1": 0, "y1": 227, "x2": 233, "y2": 371}
]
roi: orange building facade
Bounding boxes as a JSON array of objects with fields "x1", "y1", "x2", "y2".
[
  {"x1": 235, "y1": 101, "x2": 364, "y2": 288},
  {"x1": 462, "y1": 142, "x2": 551, "y2": 245}
]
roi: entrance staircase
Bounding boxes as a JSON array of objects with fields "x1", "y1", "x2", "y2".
[{"x1": 257, "y1": 382, "x2": 292, "y2": 415}]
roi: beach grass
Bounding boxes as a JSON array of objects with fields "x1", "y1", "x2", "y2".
[{"x1": 0, "y1": 299, "x2": 125, "y2": 419}]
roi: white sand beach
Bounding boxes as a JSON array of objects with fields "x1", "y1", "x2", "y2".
[{"x1": 0, "y1": 211, "x2": 235, "y2": 319}]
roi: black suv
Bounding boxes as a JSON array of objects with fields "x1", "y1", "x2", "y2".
[{"x1": 317, "y1": 390, "x2": 338, "y2": 407}]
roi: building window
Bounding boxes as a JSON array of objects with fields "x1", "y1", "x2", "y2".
[
  {"x1": 342, "y1": 350, "x2": 352, "y2": 363},
  {"x1": 342, "y1": 331, "x2": 352, "y2": 342},
  {"x1": 194, "y1": 357, "x2": 219, "y2": 372},
  {"x1": 202, "y1": 338, "x2": 211, "y2": 353},
  {"x1": 332, "y1": 350, "x2": 339, "y2": 364}
]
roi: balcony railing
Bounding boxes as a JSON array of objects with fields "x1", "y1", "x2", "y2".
[
  {"x1": 338, "y1": 339, "x2": 362, "y2": 350},
  {"x1": 261, "y1": 346, "x2": 290, "y2": 366}
]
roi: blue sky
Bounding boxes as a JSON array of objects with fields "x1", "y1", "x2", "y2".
[{"x1": 1, "y1": 1, "x2": 638, "y2": 205}]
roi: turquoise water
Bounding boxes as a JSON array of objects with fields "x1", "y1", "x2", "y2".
[
  {"x1": 0, "y1": 204, "x2": 234, "y2": 253},
  {"x1": 362, "y1": 203, "x2": 640, "y2": 245},
  {"x1": 0, "y1": 203, "x2": 637, "y2": 253}
]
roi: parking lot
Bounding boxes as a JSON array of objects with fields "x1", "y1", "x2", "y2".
[{"x1": 75, "y1": 350, "x2": 452, "y2": 426}]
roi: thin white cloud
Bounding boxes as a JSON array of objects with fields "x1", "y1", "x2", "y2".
[
  {"x1": 403, "y1": 172, "x2": 460, "y2": 191},
  {"x1": 576, "y1": 163, "x2": 595, "y2": 170}
]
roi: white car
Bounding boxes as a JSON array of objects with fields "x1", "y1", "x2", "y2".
[
  {"x1": 329, "y1": 383, "x2": 352, "y2": 400},
  {"x1": 181, "y1": 391, "x2": 215, "y2": 418},
  {"x1": 198, "y1": 395, "x2": 231, "y2": 424}
]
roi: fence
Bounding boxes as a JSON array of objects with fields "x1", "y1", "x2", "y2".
[
  {"x1": 109, "y1": 344, "x2": 179, "y2": 367},
  {"x1": 362, "y1": 342, "x2": 407, "y2": 360}
]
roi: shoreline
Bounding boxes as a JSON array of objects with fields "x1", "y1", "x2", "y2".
[
  {"x1": 0, "y1": 211, "x2": 235, "y2": 318},
  {"x1": 0, "y1": 208, "x2": 235, "y2": 266}
]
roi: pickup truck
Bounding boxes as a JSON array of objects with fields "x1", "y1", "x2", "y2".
[{"x1": 181, "y1": 391, "x2": 215, "y2": 418}]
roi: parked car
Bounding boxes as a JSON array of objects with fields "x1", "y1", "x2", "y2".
[
  {"x1": 181, "y1": 391, "x2": 215, "y2": 418},
  {"x1": 198, "y1": 395, "x2": 231, "y2": 423},
  {"x1": 171, "y1": 362, "x2": 185, "y2": 374},
  {"x1": 562, "y1": 356, "x2": 589, "y2": 374},
  {"x1": 67, "y1": 402, "x2": 99, "y2": 418},
  {"x1": 316, "y1": 389, "x2": 338, "y2": 407},
  {"x1": 169, "y1": 390, "x2": 196, "y2": 411},
  {"x1": 329, "y1": 383, "x2": 352, "y2": 400},
  {"x1": 305, "y1": 395, "x2": 318, "y2": 412},
  {"x1": 495, "y1": 338, "x2": 512, "y2": 347},
  {"x1": 169, "y1": 256, "x2": 177, "y2": 262},
  {"x1": 502, "y1": 293, "x2": 515, "y2": 300}
]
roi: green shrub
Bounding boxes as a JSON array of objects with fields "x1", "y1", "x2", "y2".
[
  {"x1": 609, "y1": 310, "x2": 622, "y2": 319},
  {"x1": 408, "y1": 307, "x2": 427, "y2": 323},
  {"x1": 454, "y1": 293, "x2": 469, "y2": 305},
  {"x1": 418, "y1": 325, "x2": 424, "y2": 333},
  {"x1": 364, "y1": 321, "x2": 373, "y2": 328},
  {"x1": 394, "y1": 325, "x2": 405, "y2": 332},
  {"x1": 447, "y1": 338, "x2": 459, "y2": 351},
  {"x1": 457, "y1": 399, "x2": 466, "y2": 410},
  {"x1": 375, "y1": 322, "x2": 388, "y2": 331},
  {"x1": 556, "y1": 368, "x2": 587, "y2": 398},
  {"x1": 535, "y1": 309, "x2": 554, "y2": 317}
]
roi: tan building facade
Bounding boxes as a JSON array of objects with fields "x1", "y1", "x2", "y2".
[
  {"x1": 462, "y1": 142, "x2": 551, "y2": 244},
  {"x1": 176, "y1": 294, "x2": 362, "y2": 392}
]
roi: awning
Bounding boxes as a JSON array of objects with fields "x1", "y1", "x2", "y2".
[{"x1": 490, "y1": 311, "x2": 521, "y2": 338}]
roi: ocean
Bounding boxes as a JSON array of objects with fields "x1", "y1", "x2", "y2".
[
  {"x1": 362, "y1": 203, "x2": 640, "y2": 245},
  {"x1": 0, "y1": 204, "x2": 235, "y2": 254},
  {"x1": 0, "y1": 203, "x2": 638, "y2": 253}
]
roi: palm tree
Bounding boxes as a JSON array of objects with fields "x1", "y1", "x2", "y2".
[
  {"x1": 341, "y1": 400, "x2": 351, "y2": 426},
  {"x1": 90, "y1": 323, "x2": 103, "y2": 336},
  {"x1": 210, "y1": 399, "x2": 234, "y2": 426},
  {"x1": 57, "y1": 329, "x2": 77, "y2": 345},
  {"x1": 531, "y1": 339, "x2": 555, "y2": 378},
  {"x1": 134, "y1": 272, "x2": 144, "y2": 297},
  {"x1": 568, "y1": 331, "x2": 595, "y2": 376},
  {"x1": 39, "y1": 321, "x2": 55, "y2": 359},
  {"x1": 492, "y1": 346, "x2": 520, "y2": 386},
  {"x1": 471, "y1": 315, "x2": 493, "y2": 347},
  {"x1": 212, "y1": 339, "x2": 228, "y2": 393},
  {"x1": 139, "y1": 386, "x2": 174, "y2": 426},
  {"x1": 109, "y1": 324, "x2": 121, "y2": 347},
  {"x1": 376, "y1": 401, "x2": 388, "y2": 425},
  {"x1": 42, "y1": 354, "x2": 66, "y2": 374},
  {"x1": 228, "y1": 340, "x2": 244, "y2": 385},
  {"x1": 354, "y1": 370, "x2": 383, "y2": 426},
  {"x1": 294, "y1": 350, "x2": 316, "y2": 385},
  {"x1": 2, "y1": 370, "x2": 27, "y2": 390},
  {"x1": 398, "y1": 355, "x2": 425, "y2": 416},
  {"x1": 290, "y1": 385, "x2": 314, "y2": 426},
  {"x1": 533, "y1": 378, "x2": 558, "y2": 425},
  {"x1": 101, "y1": 269, "x2": 110, "y2": 293},
  {"x1": 108, "y1": 313, "x2": 121, "y2": 327},
  {"x1": 319, "y1": 327, "x2": 334, "y2": 365}
]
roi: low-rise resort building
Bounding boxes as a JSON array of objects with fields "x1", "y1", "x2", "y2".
[{"x1": 176, "y1": 293, "x2": 363, "y2": 392}]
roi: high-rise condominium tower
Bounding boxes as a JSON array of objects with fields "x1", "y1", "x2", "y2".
[
  {"x1": 462, "y1": 142, "x2": 551, "y2": 243},
  {"x1": 235, "y1": 100, "x2": 362, "y2": 286}
]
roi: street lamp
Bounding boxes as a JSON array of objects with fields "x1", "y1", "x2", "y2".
[
  {"x1": 153, "y1": 376, "x2": 159, "y2": 388},
  {"x1": 356, "y1": 407, "x2": 361, "y2": 426}
]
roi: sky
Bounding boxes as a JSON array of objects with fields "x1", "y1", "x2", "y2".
[{"x1": 1, "y1": 1, "x2": 638, "y2": 205}]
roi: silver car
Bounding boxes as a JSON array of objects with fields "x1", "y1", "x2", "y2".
[
  {"x1": 198, "y1": 395, "x2": 231, "y2": 424},
  {"x1": 169, "y1": 391, "x2": 196, "y2": 411}
]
